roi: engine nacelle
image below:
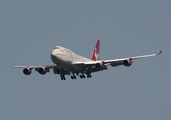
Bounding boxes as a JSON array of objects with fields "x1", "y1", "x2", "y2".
[
  {"x1": 95, "y1": 62, "x2": 104, "y2": 68},
  {"x1": 38, "y1": 67, "x2": 47, "y2": 75},
  {"x1": 123, "y1": 59, "x2": 132, "y2": 67},
  {"x1": 23, "y1": 68, "x2": 32, "y2": 75}
]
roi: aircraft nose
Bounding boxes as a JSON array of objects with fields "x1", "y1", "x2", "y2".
[
  {"x1": 51, "y1": 50, "x2": 56, "y2": 56},
  {"x1": 51, "y1": 49, "x2": 59, "y2": 59},
  {"x1": 51, "y1": 50, "x2": 57, "y2": 64}
]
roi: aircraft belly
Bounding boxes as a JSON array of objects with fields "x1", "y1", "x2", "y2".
[
  {"x1": 51, "y1": 54, "x2": 79, "y2": 71},
  {"x1": 62, "y1": 63, "x2": 83, "y2": 72}
]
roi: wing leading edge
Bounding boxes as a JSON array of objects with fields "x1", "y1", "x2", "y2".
[
  {"x1": 12, "y1": 63, "x2": 55, "y2": 69},
  {"x1": 103, "y1": 50, "x2": 162, "y2": 67},
  {"x1": 72, "y1": 50, "x2": 162, "y2": 69},
  {"x1": 12, "y1": 63, "x2": 56, "y2": 75}
]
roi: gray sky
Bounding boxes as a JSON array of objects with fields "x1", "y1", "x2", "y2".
[{"x1": 1, "y1": 0, "x2": 170, "y2": 120}]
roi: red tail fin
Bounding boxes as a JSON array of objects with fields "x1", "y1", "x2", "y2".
[{"x1": 91, "y1": 40, "x2": 100, "y2": 61}]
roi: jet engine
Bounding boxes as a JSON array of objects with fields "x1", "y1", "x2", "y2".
[
  {"x1": 123, "y1": 59, "x2": 132, "y2": 67},
  {"x1": 38, "y1": 67, "x2": 47, "y2": 75},
  {"x1": 95, "y1": 62, "x2": 104, "y2": 68},
  {"x1": 23, "y1": 68, "x2": 32, "y2": 75}
]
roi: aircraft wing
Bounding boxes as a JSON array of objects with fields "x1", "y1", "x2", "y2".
[
  {"x1": 12, "y1": 63, "x2": 55, "y2": 69},
  {"x1": 72, "y1": 50, "x2": 162, "y2": 70},
  {"x1": 103, "y1": 50, "x2": 162, "y2": 67},
  {"x1": 12, "y1": 63, "x2": 57, "y2": 74},
  {"x1": 12, "y1": 63, "x2": 71, "y2": 75}
]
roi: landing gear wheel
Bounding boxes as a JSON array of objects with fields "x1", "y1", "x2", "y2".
[
  {"x1": 80, "y1": 74, "x2": 85, "y2": 79},
  {"x1": 60, "y1": 74, "x2": 66, "y2": 80},
  {"x1": 87, "y1": 74, "x2": 92, "y2": 78},
  {"x1": 71, "y1": 75, "x2": 76, "y2": 79}
]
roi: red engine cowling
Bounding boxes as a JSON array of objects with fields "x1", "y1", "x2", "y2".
[
  {"x1": 95, "y1": 62, "x2": 104, "y2": 68},
  {"x1": 23, "y1": 68, "x2": 32, "y2": 75},
  {"x1": 38, "y1": 67, "x2": 47, "y2": 75},
  {"x1": 123, "y1": 59, "x2": 132, "y2": 67}
]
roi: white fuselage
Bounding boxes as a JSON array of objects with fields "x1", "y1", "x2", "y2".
[{"x1": 51, "y1": 46, "x2": 93, "y2": 72}]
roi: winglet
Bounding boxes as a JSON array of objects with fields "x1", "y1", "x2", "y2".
[
  {"x1": 158, "y1": 50, "x2": 162, "y2": 55},
  {"x1": 12, "y1": 62, "x2": 14, "y2": 67}
]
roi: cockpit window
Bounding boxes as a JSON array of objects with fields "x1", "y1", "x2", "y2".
[{"x1": 54, "y1": 46, "x2": 60, "y2": 49}]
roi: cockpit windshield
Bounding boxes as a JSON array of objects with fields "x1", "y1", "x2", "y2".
[{"x1": 54, "y1": 46, "x2": 60, "y2": 49}]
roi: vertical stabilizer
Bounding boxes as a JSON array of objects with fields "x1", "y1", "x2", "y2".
[{"x1": 91, "y1": 40, "x2": 100, "y2": 61}]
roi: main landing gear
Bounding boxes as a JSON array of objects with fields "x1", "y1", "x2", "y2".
[
  {"x1": 60, "y1": 73, "x2": 92, "y2": 80},
  {"x1": 70, "y1": 73, "x2": 76, "y2": 79},
  {"x1": 80, "y1": 74, "x2": 85, "y2": 79},
  {"x1": 86, "y1": 72, "x2": 92, "y2": 78},
  {"x1": 71, "y1": 73, "x2": 92, "y2": 79},
  {"x1": 80, "y1": 73, "x2": 92, "y2": 79},
  {"x1": 87, "y1": 74, "x2": 92, "y2": 78},
  {"x1": 60, "y1": 74, "x2": 66, "y2": 80},
  {"x1": 71, "y1": 75, "x2": 76, "y2": 79}
]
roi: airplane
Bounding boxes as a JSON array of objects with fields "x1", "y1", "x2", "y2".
[{"x1": 12, "y1": 40, "x2": 162, "y2": 80}]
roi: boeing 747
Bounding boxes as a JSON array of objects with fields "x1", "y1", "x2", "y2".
[{"x1": 12, "y1": 40, "x2": 162, "y2": 80}]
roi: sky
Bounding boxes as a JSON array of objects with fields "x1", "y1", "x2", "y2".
[{"x1": 0, "y1": 0, "x2": 171, "y2": 120}]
